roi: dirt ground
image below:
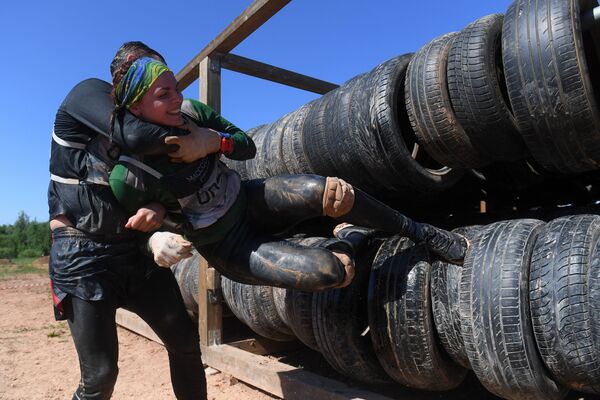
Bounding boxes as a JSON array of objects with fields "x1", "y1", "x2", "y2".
[{"x1": 0, "y1": 273, "x2": 276, "y2": 400}]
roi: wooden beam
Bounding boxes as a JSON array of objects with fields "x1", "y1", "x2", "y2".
[
  {"x1": 198, "y1": 257, "x2": 223, "y2": 347},
  {"x1": 219, "y1": 53, "x2": 339, "y2": 94},
  {"x1": 116, "y1": 308, "x2": 163, "y2": 345},
  {"x1": 199, "y1": 56, "x2": 222, "y2": 113},
  {"x1": 227, "y1": 337, "x2": 302, "y2": 355},
  {"x1": 176, "y1": 0, "x2": 291, "y2": 89},
  {"x1": 201, "y1": 344, "x2": 396, "y2": 400},
  {"x1": 113, "y1": 314, "x2": 396, "y2": 399}
]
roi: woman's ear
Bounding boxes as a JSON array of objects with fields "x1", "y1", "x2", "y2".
[{"x1": 129, "y1": 103, "x2": 141, "y2": 116}]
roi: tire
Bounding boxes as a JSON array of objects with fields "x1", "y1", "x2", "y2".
[
  {"x1": 459, "y1": 219, "x2": 567, "y2": 400},
  {"x1": 302, "y1": 92, "x2": 335, "y2": 176},
  {"x1": 255, "y1": 115, "x2": 291, "y2": 178},
  {"x1": 406, "y1": 33, "x2": 483, "y2": 169},
  {"x1": 277, "y1": 236, "x2": 323, "y2": 351},
  {"x1": 447, "y1": 14, "x2": 528, "y2": 161},
  {"x1": 287, "y1": 288, "x2": 319, "y2": 351},
  {"x1": 283, "y1": 103, "x2": 312, "y2": 175},
  {"x1": 221, "y1": 275, "x2": 252, "y2": 327},
  {"x1": 502, "y1": 0, "x2": 600, "y2": 173},
  {"x1": 530, "y1": 215, "x2": 600, "y2": 393},
  {"x1": 322, "y1": 74, "x2": 364, "y2": 182},
  {"x1": 312, "y1": 241, "x2": 389, "y2": 384},
  {"x1": 430, "y1": 225, "x2": 484, "y2": 370},
  {"x1": 369, "y1": 236, "x2": 467, "y2": 390},
  {"x1": 250, "y1": 284, "x2": 294, "y2": 339},
  {"x1": 225, "y1": 125, "x2": 265, "y2": 180},
  {"x1": 221, "y1": 277, "x2": 295, "y2": 342},
  {"x1": 363, "y1": 54, "x2": 462, "y2": 194},
  {"x1": 170, "y1": 251, "x2": 201, "y2": 319},
  {"x1": 272, "y1": 286, "x2": 292, "y2": 329}
]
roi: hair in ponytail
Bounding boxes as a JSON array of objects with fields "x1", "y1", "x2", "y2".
[{"x1": 108, "y1": 41, "x2": 166, "y2": 140}]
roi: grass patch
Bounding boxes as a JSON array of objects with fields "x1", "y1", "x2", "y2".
[{"x1": 0, "y1": 257, "x2": 47, "y2": 279}]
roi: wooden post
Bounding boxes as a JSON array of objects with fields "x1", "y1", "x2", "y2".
[
  {"x1": 199, "y1": 56, "x2": 222, "y2": 114},
  {"x1": 198, "y1": 256, "x2": 222, "y2": 346},
  {"x1": 198, "y1": 55, "x2": 223, "y2": 347}
]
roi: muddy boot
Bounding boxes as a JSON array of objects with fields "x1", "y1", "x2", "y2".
[
  {"x1": 333, "y1": 223, "x2": 380, "y2": 254},
  {"x1": 413, "y1": 224, "x2": 468, "y2": 264}
]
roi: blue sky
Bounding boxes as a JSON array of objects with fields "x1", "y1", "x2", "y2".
[{"x1": 0, "y1": 0, "x2": 512, "y2": 225}]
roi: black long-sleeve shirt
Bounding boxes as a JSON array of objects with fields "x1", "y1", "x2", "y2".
[{"x1": 48, "y1": 78, "x2": 186, "y2": 237}]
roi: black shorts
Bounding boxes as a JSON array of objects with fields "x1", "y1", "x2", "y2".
[{"x1": 49, "y1": 227, "x2": 155, "y2": 320}]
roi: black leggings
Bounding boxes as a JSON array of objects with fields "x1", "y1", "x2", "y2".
[
  {"x1": 196, "y1": 175, "x2": 343, "y2": 290},
  {"x1": 64, "y1": 267, "x2": 206, "y2": 400},
  {"x1": 196, "y1": 175, "x2": 466, "y2": 291},
  {"x1": 197, "y1": 174, "x2": 466, "y2": 290}
]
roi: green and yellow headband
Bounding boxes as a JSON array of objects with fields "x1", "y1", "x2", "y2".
[{"x1": 115, "y1": 57, "x2": 171, "y2": 109}]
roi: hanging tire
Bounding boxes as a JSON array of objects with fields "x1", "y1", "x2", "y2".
[
  {"x1": 460, "y1": 219, "x2": 567, "y2": 400},
  {"x1": 312, "y1": 241, "x2": 389, "y2": 384},
  {"x1": 447, "y1": 14, "x2": 528, "y2": 162},
  {"x1": 368, "y1": 236, "x2": 467, "y2": 390},
  {"x1": 502, "y1": 0, "x2": 600, "y2": 173},
  {"x1": 406, "y1": 33, "x2": 483, "y2": 169},
  {"x1": 530, "y1": 215, "x2": 600, "y2": 393},
  {"x1": 430, "y1": 225, "x2": 484, "y2": 370}
]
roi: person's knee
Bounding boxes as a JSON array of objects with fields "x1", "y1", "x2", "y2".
[
  {"x1": 167, "y1": 333, "x2": 200, "y2": 356},
  {"x1": 322, "y1": 176, "x2": 355, "y2": 218},
  {"x1": 296, "y1": 251, "x2": 346, "y2": 291},
  {"x1": 160, "y1": 315, "x2": 200, "y2": 356},
  {"x1": 248, "y1": 242, "x2": 346, "y2": 291},
  {"x1": 81, "y1": 363, "x2": 118, "y2": 399}
]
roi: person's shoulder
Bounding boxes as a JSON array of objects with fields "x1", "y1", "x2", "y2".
[
  {"x1": 181, "y1": 98, "x2": 215, "y2": 120},
  {"x1": 69, "y1": 78, "x2": 111, "y2": 95},
  {"x1": 181, "y1": 98, "x2": 210, "y2": 111},
  {"x1": 62, "y1": 78, "x2": 112, "y2": 109}
]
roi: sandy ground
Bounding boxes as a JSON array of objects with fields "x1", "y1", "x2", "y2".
[{"x1": 0, "y1": 273, "x2": 276, "y2": 400}]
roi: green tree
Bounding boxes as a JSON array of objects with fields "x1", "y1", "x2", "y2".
[{"x1": 0, "y1": 212, "x2": 50, "y2": 258}]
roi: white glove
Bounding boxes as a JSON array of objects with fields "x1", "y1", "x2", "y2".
[{"x1": 148, "y1": 232, "x2": 193, "y2": 267}]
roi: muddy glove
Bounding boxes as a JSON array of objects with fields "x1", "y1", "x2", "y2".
[
  {"x1": 165, "y1": 124, "x2": 221, "y2": 163},
  {"x1": 148, "y1": 232, "x2": 193, "y2": 267}
]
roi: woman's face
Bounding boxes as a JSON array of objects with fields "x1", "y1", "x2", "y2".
[{"x1": 129, "y1": 71, "x2": 184, "y2": 127}]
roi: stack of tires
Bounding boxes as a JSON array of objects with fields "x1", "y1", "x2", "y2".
[
  {"x1": 169, "y1": 0, "x2": 600, "y2": 399},
  {"x1": 171, "y1": 217, "x2": 600, "y2": 399},
  {"x1": 227, "y1": 54, "x2": 462, "y2": 196},
  {"x1": 228, "y1": 0, "x2": 600, "y2": 209}
]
